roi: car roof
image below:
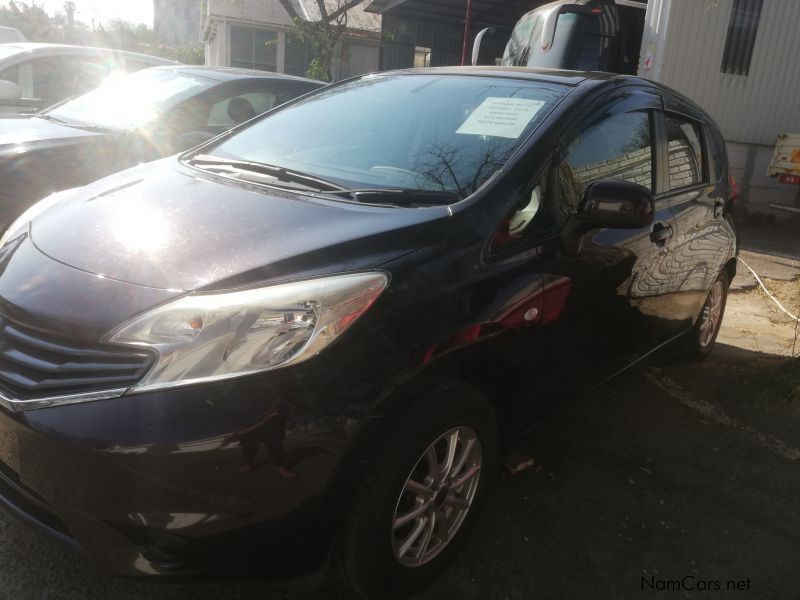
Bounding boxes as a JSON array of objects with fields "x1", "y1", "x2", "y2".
[
  {"x1": 360, "y1": 66, "x2": 720, "y2": 124},
  {"x1": 368, "y1": 66, "x2": 653, "y2": 87},
  {"x1": 148, "y1": 65, "x2": 324, "y2": 86},
  {"x1": 407, "y1": 67, "x2": 723, "y2": 129},
  {"x1": 376, "y1": 66, "x2": 628, "y2": 87},
  {"x1": 0, "y1": 43, "x2": 177, "y2": 64}
]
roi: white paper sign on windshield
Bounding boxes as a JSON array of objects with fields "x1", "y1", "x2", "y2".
[{"x1": 456, "y1": 97, "x2": 546, "y2": 139}]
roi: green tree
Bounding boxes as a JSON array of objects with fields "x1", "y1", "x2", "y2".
[
  {"x1": 277, "y1": 0, "x2": 367, "y2": 81},
  {"x1": 0, "y1": 1, "x2": 52, "y2": 41},
  {"x1": 63, "y1": 0, "x2": 75, "y2": 38},
  {"x1": 93, "y1": 18, "x2": 157, "y2": 52},
  {"x1": 86, "y1": 19, "x2": 204, "y2": 64}
]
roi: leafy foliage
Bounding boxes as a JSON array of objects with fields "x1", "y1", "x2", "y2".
[
  {"x1": 0, "y1": 3, "x2": 204, "y2": 65},
  {"x1": 278, "y1": 0, "x2": 367, "y2": 81},
  {"x1": 0, "y1": 1, "x2": 52, "y2": 40}
]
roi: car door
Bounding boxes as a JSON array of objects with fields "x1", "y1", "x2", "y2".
[
  {"x1": 656, "y1": 104, "x2": 736, "y2": 329},
  {"x1": 534, "y1": 88, "x2": 684, "y2": 398}
]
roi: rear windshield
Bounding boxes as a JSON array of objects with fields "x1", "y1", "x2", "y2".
[{"x1": 205, "y1": 74, "x2": 567, "y2": 200}]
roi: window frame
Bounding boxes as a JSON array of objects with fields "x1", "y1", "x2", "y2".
[
  {"x1": 485, "y1": 158, "x2": 560, "y2": 260},
  {"x1": 552, "y1": 101, "x2": 659, "y2": 224},
  {"x1": 653, "y1": 110, "x2": 711, "y2": 199},
  {"x1": 720, "y1": 0, "x2": 763, "y2": 77},
  {"x1": 230, "y1": 25, "x2": 279, "y2": 72},
  {"x1": 486, "y1": 87, "x2": 664, "y2": 261}
]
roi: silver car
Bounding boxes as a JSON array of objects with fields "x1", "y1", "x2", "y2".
[{"x1": 0, "y1": 43, "x2": 177, "y2": 117}]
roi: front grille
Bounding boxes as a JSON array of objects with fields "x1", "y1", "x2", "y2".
[{"x1": 0, "y1": 317, "x2": 154, "y2": 399}]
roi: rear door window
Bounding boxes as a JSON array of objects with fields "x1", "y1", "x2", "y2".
[{"x1": 665, "y1": 115, "x2": 705, "y2": 190}]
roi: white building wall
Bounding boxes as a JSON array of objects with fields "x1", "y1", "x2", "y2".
[
  {"x1": 332, "y1": 38, "x2": 381, "y2": 79},
  {"x1": 642, "y1": 0, "x2": 800, "y2": 217},
  {"x1": 205, "y1": 0, "x2": 295, "y2": 28},
  {"x1": 653, "y1": 0, "x2": 800, "y2": 147},
  {"x1": 203, "y1": 0, "x2": 379, "y2": 79},
  {"x1": 204, "y1": 19, "x2": 230, "y2": 66}
]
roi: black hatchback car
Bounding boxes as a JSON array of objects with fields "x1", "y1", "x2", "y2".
[{"x1": 0, "y1": 68, "x2": 736, "y2": 598}]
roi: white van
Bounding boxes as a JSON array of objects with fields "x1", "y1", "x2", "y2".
[{"x1": 477, "y1": 0, "x2": 646, "y2": 74}]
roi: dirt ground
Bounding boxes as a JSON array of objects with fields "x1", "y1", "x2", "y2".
[{"x1": 0, "y1": 224, "x2": 798, "y2": 600}]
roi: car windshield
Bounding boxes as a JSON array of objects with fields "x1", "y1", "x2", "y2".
[
  {"x1": 45, "y1": 68, "x2": 217, "y2": 131},
  {"x1": 203, "y1": 74, "x2": 566, "y2": 200}
]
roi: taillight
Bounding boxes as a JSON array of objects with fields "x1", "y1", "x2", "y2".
[{"x1": 728, "y1": 173, "x2": 739, "y2": 204}]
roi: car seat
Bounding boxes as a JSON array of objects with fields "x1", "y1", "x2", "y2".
[{"x1": 227, "y1": 96, "x2": 257, "y2": 125}]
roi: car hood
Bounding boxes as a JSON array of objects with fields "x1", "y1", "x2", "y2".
[
  {"x1": 0, "y1": 116, "x2": 102, "y2": 153},
  {"x1": 29, "y1": 158, "x2": 454, "y2": 292}
]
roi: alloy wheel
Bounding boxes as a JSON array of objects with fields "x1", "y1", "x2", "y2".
[
  {"x1": 699, "y1": 280, "x2": 725, "y2": 347},
  {"x1": 391, "y1": 426, "x2": 482, "y2": 567}
]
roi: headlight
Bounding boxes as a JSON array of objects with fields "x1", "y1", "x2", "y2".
[{"x1": 108, "y1": 272, "x2": 388, "y2": 392}]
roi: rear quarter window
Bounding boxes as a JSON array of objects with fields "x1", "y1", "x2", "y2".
[{"x1": 665, "y1": 114, "x2": 705, "y2": 190}]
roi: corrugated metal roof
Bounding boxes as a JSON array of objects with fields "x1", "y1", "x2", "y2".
[
  {"x1": 289, "y1": 0, "x2": 381, "y2": 32},
  {"x1": 657, "y1": 0, "x2": 800, "y2": 146},
  {"x1": 364, "y1": 0, "x2": 539, "y2": 28}
]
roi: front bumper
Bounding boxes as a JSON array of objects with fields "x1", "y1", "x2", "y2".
[{"x1": 0, "y1": 364, "x2": 378, "y2": 578}]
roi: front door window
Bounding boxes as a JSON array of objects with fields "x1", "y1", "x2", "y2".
[{"x1": 557, "y1": 110, "x2": 653, "y2": 222}]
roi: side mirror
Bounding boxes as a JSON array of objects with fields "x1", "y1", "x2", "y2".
[
  {"x1": 578, "y1": 179, "x2": 654, "y2": 229},
  {"x1": 0, "y1": 80, "x2": 21, "y2": 102},
  {"x1": 560, "y1": 179, "x2": 654, "y2": 256},
  {"x1": 471, "y1": 27, "x2": 496, "y2": 66}
]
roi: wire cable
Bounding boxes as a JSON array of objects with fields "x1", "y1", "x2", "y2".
[{"x1": 737, "y1": 256, "x2": 800, "y2": 322}]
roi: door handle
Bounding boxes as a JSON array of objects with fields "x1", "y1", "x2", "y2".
[{"x1": 650, "y1": 222, "x2": 673, "y2": 246}]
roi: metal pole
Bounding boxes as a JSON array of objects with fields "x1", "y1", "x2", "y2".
[{"x1": 461, "y1": 0, "x2": 474, "y2": 65}]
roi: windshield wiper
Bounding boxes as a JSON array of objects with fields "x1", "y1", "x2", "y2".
[
  {"x1": 36, "y1": 113, "x2": 70, "y2": 126},
  {"x1": 329, "y1": 188, "x2": 459, "y2": 206},
  {"x1": 187, "y1": 154, "x2": 347, "y2": 193},
  {"x1": 187, "y1": 155, "x2": 458, "y2": 206},
  {"x1": 37, "y1": 113, "x2": 114, "y2": 133}
]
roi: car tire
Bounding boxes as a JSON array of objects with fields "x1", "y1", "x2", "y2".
[
  {"x1": 337, "y1": 379, "x2": 498, "y2": 599},
  {"x1": 683, "y1": 270, "x2": 730, "y2": 359}
]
